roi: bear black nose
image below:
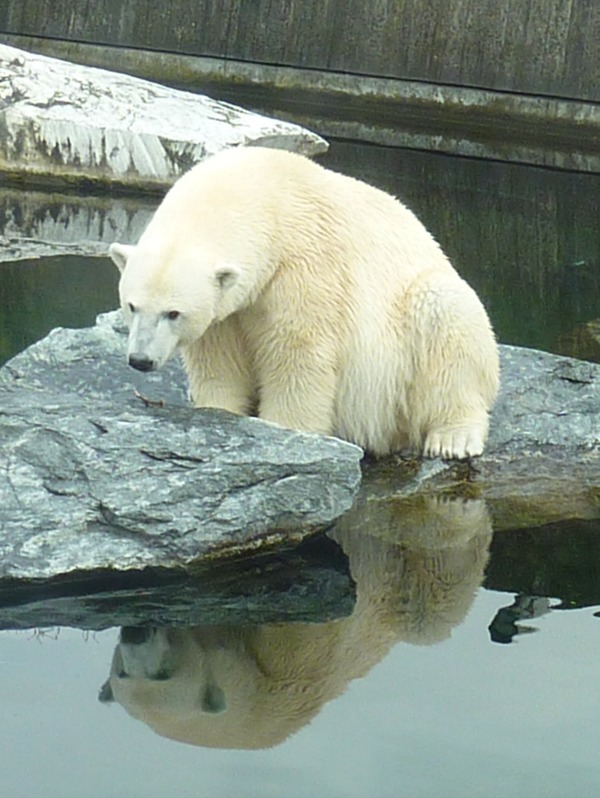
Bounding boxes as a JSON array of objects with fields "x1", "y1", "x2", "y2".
[
  {"x1": 120, "y1": 626, "x2": 153, "y2": 645},
  {"x1": 128, "y1": 354, "x2": 155, "y2": 372}
]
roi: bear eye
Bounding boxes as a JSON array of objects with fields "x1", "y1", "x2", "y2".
[
  {"x1": 128, "y1": 302, "x2": 136, "y2": 313},
  {"x1": 166, "y1": 310, "x2": 180, "y2": 321}
]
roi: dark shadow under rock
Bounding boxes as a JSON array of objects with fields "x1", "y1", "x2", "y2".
[{"x1": 0, "y1": 534, "x2": 355, "y2": 631}]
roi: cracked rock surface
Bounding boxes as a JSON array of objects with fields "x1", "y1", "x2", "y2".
[
  {"x1": 0, "y1": 312, "x2": 362, "y2": 581},
  {"x1": 359, "y1": 346, "x2": 600, "y2": 532},
  {"x1": 3, "y1": 305, "x2": 600, "y2": 593}
]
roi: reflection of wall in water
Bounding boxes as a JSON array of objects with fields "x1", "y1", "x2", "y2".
[
  {"x1": 486, "y1": 519, "x2": 600, "y2": 609},
  {"x1": 0, "y1": 188, "x2": 158, "y2": 365},
  {"x1": 0, "y1": 188, "x2": 156, "y2": 249},
  {"x1": 101, "y1": 497, "x2": 492, "y2": 750},
  {"x1": 324, "y1": 143, "x2": 600, "y2": 354}
]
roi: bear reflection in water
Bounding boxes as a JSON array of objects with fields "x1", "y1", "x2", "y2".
[{"x1": 99, "y1": 497, "x2": 492, "y2": 749}]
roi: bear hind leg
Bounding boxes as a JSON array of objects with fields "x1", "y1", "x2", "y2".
[{"x1": 408, "y1": 286, "x2": 499, "y2": 460}]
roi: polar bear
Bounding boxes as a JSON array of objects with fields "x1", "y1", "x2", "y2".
[
  {"x1": 99, "y1": 497, "x2": 492, "y2": 749},
  {"x1": 109, "y1": 147, "x2": 499, "y2": 458}
]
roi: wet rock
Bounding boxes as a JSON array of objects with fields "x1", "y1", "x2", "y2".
[
  {"x1": 3, "y1": 307, "x2": 600, "y2": 598},
  {"x1": 0, "y1": 312, "x2": 362, "y2": 582},
  {"x1": 478, "y1": 346, "x2": 600, "y2": 528},
  {"x1": 361, "y1": 345, "x2": 600, "y2": 530},
  {"x1": 0, "y1": 44, "x2": 327, "y2": 190}
]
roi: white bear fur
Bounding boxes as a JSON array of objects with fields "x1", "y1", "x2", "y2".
[{"x1": 109, "y1": 146, "x2": 499, "y2": 458}]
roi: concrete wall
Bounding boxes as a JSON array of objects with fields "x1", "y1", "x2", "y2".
[{"x1": 1, "y1": 0, "x2": 598, "y2": 101}]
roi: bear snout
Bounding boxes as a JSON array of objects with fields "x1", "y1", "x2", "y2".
[{"x1": 128, "y1": 354, "x2": 156, "y2": 372}]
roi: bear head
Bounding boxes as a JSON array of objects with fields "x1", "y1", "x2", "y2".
[{"x1": 109, "y1": 242, "x2": 243, "y2": 372}]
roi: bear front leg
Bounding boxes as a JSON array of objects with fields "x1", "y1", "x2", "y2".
[
  {"x1": 257, "y1": 355, "x2": 337, "y2": 437},
  {"x1": 182, "y1": 319, "x2": 255, "y2": 415}
]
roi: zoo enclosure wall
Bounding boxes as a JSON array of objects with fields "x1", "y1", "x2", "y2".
[{"x1": 1, "y1": 0, "x2": 598, "y2": 101}]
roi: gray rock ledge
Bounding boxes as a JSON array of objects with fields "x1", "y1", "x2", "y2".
[
  {"x1": 3, "y1": 309, "x2": 600, "y2": 592},
  {"x1": 360, "y1": 346, "x2": 600, "y2": 531},
  {"x1": 0, "y1": 312, "x2": 362, "y2": 582},
  {"x1": 0, "y1": 44, "x2": 327, "y2": 190}
]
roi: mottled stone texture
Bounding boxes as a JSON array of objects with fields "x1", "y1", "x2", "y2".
[
  {"x1": 480, "y1": 347, "x2": 600, "y2": 529},
  {"x1": 0, "y1": 312, "x2": 362, "y2": 581},
  {"x1": 3, "y1": 307, "x2": 600, "y2": 598},
  {"x1": 490, "y1": 347, "x2": 600, "y2": 450},
  {"x1": 0, "y1": 44, "x2": 327, "y2": 189},
  {"x1": 358, "y1": 344, "x2": 600, "y2": 532}
]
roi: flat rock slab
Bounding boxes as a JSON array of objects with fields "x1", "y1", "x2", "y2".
[
  {"x1": 0, "y1": 44, "x2": 327, "y2": 190},
  {"x1": 480, "y1": 348, "x2": 600, "y2": 528},
  {"x1": 360, "y1": 346, "x2": 600, "y2": 531},
  {"x1": 3, "y1": 308, "x2": 600, "y2": 595},
  {"x1": 0, "y1": 312, "x2": 362, "y2": 582}
]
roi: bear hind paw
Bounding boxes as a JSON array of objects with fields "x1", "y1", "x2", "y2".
[{"x1": 423, "y1": 425, "x2": 486, "y2": 460}]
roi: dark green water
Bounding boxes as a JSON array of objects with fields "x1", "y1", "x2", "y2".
[
  {"x1": 0, "y1": 254, "x2": 118, "y2": 364},
  {"x1": 1, "y1": 142, "x2": 600, "y2": 796}
]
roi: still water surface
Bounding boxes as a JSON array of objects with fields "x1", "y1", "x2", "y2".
[
  {"x1": 1, "y1": 141, "x2": 600, "y2": 795},
  {"x1": 1, "y1": 590, "x2": 600, "y2": 797}
]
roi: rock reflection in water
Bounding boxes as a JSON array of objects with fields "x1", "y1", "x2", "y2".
[{"x1": 99, "y1": 496, "x2": 492, "y2": 749}]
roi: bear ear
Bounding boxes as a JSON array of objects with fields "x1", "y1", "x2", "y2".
[
  {"x1": 98, "y1": 680, "x2": 115, "y2": 703},
  {"x1": 200, "y1": 683, "x2": 226, "y2": 715},
  {"x1": 109, "y1": 243, "x2": 135, "y2": 273},
  {"x1": 215, "y1": 265, "x2": 241, "y2": 291}
]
